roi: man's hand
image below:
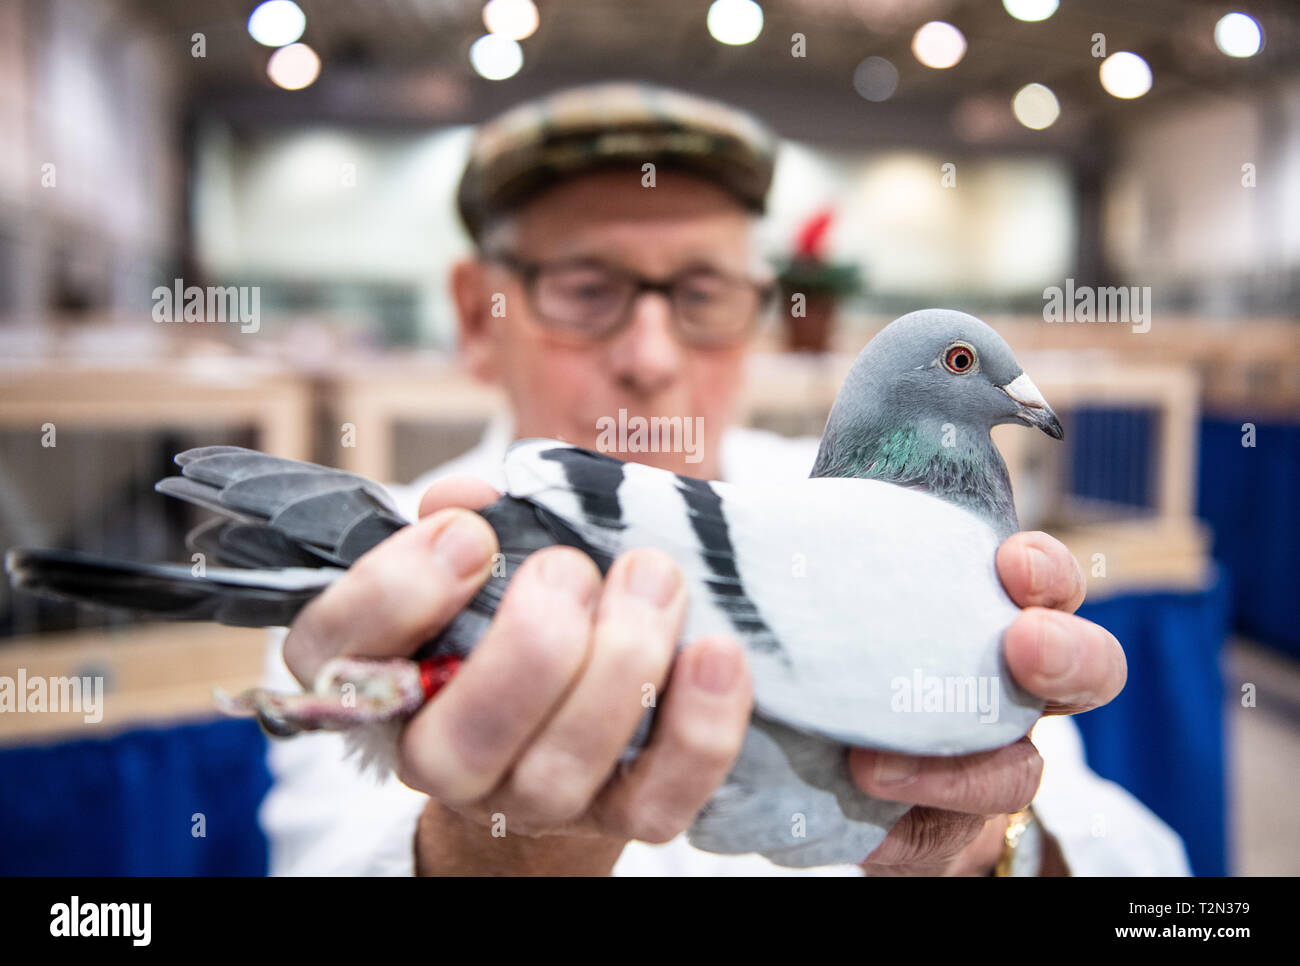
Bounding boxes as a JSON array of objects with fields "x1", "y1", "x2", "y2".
[
  {"x1": 850, "y1": 530, "x2": 1127, "y2": 875},
  {"x1": 281, "y1": 477, "x2": 753, "y2": 875},
  {"x1": 283, "y1": 473, "x2": 1120, "y2": 876}
]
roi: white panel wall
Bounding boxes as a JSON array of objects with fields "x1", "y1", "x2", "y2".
[
  {"x1": 763, "y1": 142, "x2": 1076, "y2": 296},
  {"x1": 1103, "y1": 79, "x2": 1300, "y2": 285},
  {"x1": 198, "y1": 128, "x2": 1077, "y2": 314},
  {"x1": 0, "y1": 0, "x2": 182, "y2": 323}
]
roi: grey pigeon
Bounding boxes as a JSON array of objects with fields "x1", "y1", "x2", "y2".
[{"x1": 6, "y1": 308, "x2": 1064, "y2": 867}]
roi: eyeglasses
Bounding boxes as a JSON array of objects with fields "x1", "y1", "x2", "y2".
[{"x1": 483, "y1": 251, "x2": 773, "y2": 347}]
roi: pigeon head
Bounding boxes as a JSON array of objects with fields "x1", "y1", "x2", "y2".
[
  {"x1": 811, "y1": 308, "x2": 1063, "y2": 535},
  {"x1": 859, "y1": 308, "x2": 1062, "y2": 441}
]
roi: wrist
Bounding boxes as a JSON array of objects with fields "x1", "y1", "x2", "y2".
[{"x1": 414, "y1": 798, "x2": 628, "y2": 876}]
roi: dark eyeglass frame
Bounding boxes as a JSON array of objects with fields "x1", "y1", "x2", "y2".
[{"x1": 482, "y1": 250, "x2": 775, "y2": 347}]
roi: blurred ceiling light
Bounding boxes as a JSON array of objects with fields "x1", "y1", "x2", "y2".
[
  {"x1": 482, "y1": 0, "x2": 539, "y2": 41},
  {"x1": 912, "y1": 21, "x2": 966, "y2": 69},
  {"x1": 1099, "y1": 51, "x2": 1152, "y2": 99},
  {"x1": 248, "y1": 1, "x2": 306, "y2": 47},
  {"x1": 707, "y1": 0, "x2": 764, "y2": 46},
  {"x1": 1002, "y1": 0, "x2": 1057, "y2": 22},
  {"x1": 1214, "y1": 12, "x2": 1263, "y2": 57},
  {"x1": 469, "y1": 34, "x2": 523, "y2": 80},
  {"x1": 853, "y1": 56, "x2": 899, "y2": 102},
  {"x1": 266, "y1": 42, "x2": 320, "y2": 90},
  {"x1": 1012, "y1": 83, "x2": 1059, "y2": 129}
]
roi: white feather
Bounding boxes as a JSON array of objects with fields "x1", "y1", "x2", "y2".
[{"x1": 502, "y1": 443, "x2": 1040, "y2": 756}]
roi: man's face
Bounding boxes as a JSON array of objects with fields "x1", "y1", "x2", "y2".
[{"x1": 453, "y1": 169, "x2": 760, "y2": 480}]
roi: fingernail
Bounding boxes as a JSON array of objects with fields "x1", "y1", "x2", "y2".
[
  {"x1": 540, "y1": 550, "x2": 598, "y2": 605},
  {"x1": 693, "y1": 639, "x2": 741, "y2": 693},
  {"x1": 624, "y1": 551, "x2": 681, "y2": 607},
  {"x1": 433, "y1": 513, "x2": 493, "y2": 578},
  {"x1": 1036, "y1": 613, "x2": 1077, "y2": 679},
  {"x1": 873, "y1": 753, "x2": 920, "y2": 786},
  {"x1": 1025, "y1": 546, "x2": 1051, "y2": 597}
]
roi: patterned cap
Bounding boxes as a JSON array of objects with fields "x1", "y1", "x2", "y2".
[{"x1": 456, "y1": 82, "x2": 777, "y2": 242}]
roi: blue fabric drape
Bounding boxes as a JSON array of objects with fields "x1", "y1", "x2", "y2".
[
  {"x1": 0, "y1": 717, "x2": 270, "y2": 875},
  {"x1": 1069, "y1": 407, "x2": 1157, "y2": 509},
  {"x1": 0, "y1": 581, "x2": 1232, "y2": 876},
  {"x1": 1074, "y1": 574, "x2": 1232, "y2": 877},
  {"x1": 1196, "y1": 418, "x2": 1300, "y2": 658}
]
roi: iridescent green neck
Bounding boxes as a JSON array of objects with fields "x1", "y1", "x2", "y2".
[{"x1": 811, "y1": 421, "x2": 1019, "y2": 538}]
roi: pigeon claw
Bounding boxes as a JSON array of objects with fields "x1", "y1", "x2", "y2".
[{"x1": 211, "y1": 657, "x2": 427, "y2": 736}]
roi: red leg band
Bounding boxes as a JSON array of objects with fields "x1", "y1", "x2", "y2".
[{"x1": 418, "y1": 656, "x2": 462, "y2": 700}]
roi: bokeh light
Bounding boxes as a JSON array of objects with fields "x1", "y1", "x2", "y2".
[
  {"x1": 912, "y1": 22, "x2": 966, "y2": 69},
  {"x1": 266, "y1": 42, "x2": 320, "y2": 90},
  {"x1": 1099, "y1": 51, "x2": 1153, "y2": 99},
  {"x1": 1012, "y1": 83, "x2": 1060, "y2": 129},
  {"x1": 469, "y1": 34, "x2": 524, "y2": 80},
  {"x1": 482, "y1": 0, "x2": 540, "y2": 42},
  {"x1": 247, "y1": 1, "x2": 306, "y2": 48},
  {"x1": 853, "y1": 57, "x2": 899, "y2": 102},
  {"x1": 1002, "y1": 0, "x2": 1058, "y2": 23},
  {"x1": 707, "y1": 0, "x2": 764, "y2": 46},
  {"x1": 1214, "y1": 13, "x2": 1263, "y2": 58}
]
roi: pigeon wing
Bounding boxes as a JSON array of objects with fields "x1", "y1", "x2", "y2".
[
  {"x1": 5, "y1": 548, "x2": 341, "y2": 627},
  {"x1": 6, "y1": 447, "x2": 406, "y2": 626},
  {"x1": 159, "y1": 446, "x2": 407, "y2": 566}
]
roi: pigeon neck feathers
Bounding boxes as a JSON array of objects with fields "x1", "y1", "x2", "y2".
[{"x1": 811, "y1": 417, "x2": 1019, "y2": 539}]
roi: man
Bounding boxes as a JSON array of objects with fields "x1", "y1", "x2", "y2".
[{"x1": 260, "y1": 83, "x2": 1190, "y2": 876}]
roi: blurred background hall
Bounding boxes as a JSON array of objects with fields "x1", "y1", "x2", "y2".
[{"x1": 0, "y1": 0, "x2": 1297, "y2": 875}]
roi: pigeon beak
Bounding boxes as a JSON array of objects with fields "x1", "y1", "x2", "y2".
[{"x1": 1000, "y1": 372, "x2": 1064, "y2": 440}]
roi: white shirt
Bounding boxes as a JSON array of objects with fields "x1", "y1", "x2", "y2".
[{"x1": 259, "y1": 415, "x2": 1191, "y2": 876}]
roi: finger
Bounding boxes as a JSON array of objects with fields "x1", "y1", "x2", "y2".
[
  {"x1": 862, "y1": 806, "x2": 986, "y2": 869},
  {"x1": 418, "y1": 476, "x2": 501, "y2": 519},
  {"x1": 397, "y1": 546, "x2": 601, "y2": 804},
  {"x1": 283, "y1": 508, "x2": 498, "y2": 685},
  {"x1": 996, "y1": 531, "x2": 1086, "y2": 613},
  {"x1": 864, "y1": 812, "x2": 1007, "y2": 876},
  {"x1": 492, "y1": 549, "x2": 687, "y2": 829},
  {"x1": 591, "y1": 635, "x2": 752, "y2": 844},
  {"x1": 847, "y1": 736, "x2": 1043, "y2": 815},
  {"x1": 948, "y1": 814, "x2": 1014, "y2": 877},
  {"x1": 1004, "y1": 607, "x2": 1128, "y2": 714}
]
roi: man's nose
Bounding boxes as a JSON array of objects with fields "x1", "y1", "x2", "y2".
[{"x1": 607, "y1": 290, "x2": 684, "y2": 396}]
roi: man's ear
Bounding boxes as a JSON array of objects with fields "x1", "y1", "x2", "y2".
[{"x1": 450, "y1": 257, "x2": 500, "y2": 383}]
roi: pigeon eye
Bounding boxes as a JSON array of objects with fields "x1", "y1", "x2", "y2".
[{"x1": 943, "y1": 343, "x2": 976, "y2": 374}]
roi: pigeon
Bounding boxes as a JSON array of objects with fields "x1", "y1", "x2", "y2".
[{"x1": 6, "y1": 308, "x2": 1065, "y2": 867}]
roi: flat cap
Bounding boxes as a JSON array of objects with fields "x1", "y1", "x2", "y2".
[{"x1": 456, "y1": 82, "x2": 777, "y2": 242}]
